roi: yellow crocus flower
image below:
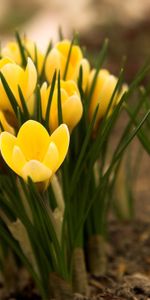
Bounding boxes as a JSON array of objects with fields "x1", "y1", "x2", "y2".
[
  {"x1": 0, "y1": 120, "x2": 69, "y2": 183},
  {"x1": 0, "y1": 57, "x2": 37, "y2": 113},
  {"x1": 40, "y1": 80, "x2": 83, "y2": 132},
  {"x1": 0, "y1": 110, "x2": 14, "y2": 134},
  {"x1": 2, "y1": 40, "x2": 44, "y2": 74},
  {"x1": 88, "y1": 69, "x2": 127, "y2": 128},
  {"x1": 45, "y1": 40, "x2": 90, "y2": 91}
]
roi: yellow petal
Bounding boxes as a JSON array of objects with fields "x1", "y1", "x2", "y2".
[
  {"x1": 89, "y1": 69, "x2": 111, "y2": 120},
  {"x1": 45, "y1": 48, "x2": 61, "y2": 83},
  {"x1": 0, "y1": 57, "x2": 14, "y2": 68},
  {"x1": 50, "y1": 124, "x2": 69, "y2": 169},
  {"x1": 0, "y1": 63, "x2": 23, "y2": 111},
  {"x1": 16, "y1": 120, "x2": 50, "y2": 161},
  {"x1": 51, "y1": 95, "x2": 83, "y2": 132},
  {"x1": 25, "y1": 40, "x2": 44, "y2": 74},
  {"x1": 12, "y1": 146, "x2": 26, "y2": 176},
  {"x1": 43, "y1": 142, "x2": 59, "y2": 173},
  {"x1": 49, "y1": 87, "x2": 68, "y2": 119},
  {"x1": 21, "y1": 160, "x2": 52, "y2": 182},
  {"x1": 1, "y1": 42, "x2": 21, "y2": 65},
  {"x1": 56, "y1": 40, "x2": 83, "y2": 68},
  {"x1": 19, "y1": 58, "x2": 37, "y2": 99},
  {"x1": 61, "y1": 80, "x2": 80, "y2": 97},
  {"x1": 0, "y1": 111, "x2": 15, "y2": 134},
  {"x1": 45, "y1": 40, "x2": 84, "y2": 82},
  {"x1": 26, "y1": 94, "x2": 35, "y2": 115},
  {"x1": 0, "y1": 132, "x2": 16, "y2": 171},
  {"x1": 116, "y1": 83, "x2": 128, "y2": 105},
  {"x1": 97, "y1": 75, "x2": 117, "y2": 119},
  {"x1": 40, "y1": 82, "x2": 50, "y2": 117}
]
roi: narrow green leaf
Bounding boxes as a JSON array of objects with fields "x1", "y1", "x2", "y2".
[
  {"x1": 57, "y1": 72, "x2": 63, "y2": 125},
  {"x1": 45, "y1": 70, "x2": 57, "y2": 130},
  {"x1": 126, "y1": 106, "x2": 150, "y2": 154},
  {"x1": 0, "y1": 220, "x2": 47, "y2": 299},
  {"x1": 18, "y1": 85, "x2": 30, "y2": 119},
  {"x1": 63, "y1": 37, "x2": 74, "y2": 80},
  {"x1": 111, "y1": 110, "x2": 150, "y2": 169},
  {"x1": 78, "y1": 65, "x2": 84, "y2": 100},
  {"x1": 70, "y1": 104, "x2": 99, "y2": 195},
  {"x1": 15, "y1": 31, "x2": 27, "y2": 67},
  {"x1": 16, "y1": 106, "x2": 23, "y2": 127},
  {"x1": 0, "y1": 121, "x2": 4, "y2": 131},
  {"x1": 34, "y1": 43, "x2": 38, "y2": 72},
  {"x1": 58, "y1": 26, "x2": 64, "y2": 40},
  {"x1": 35, "y1": 85, "x2": 42, "y2": 122}
]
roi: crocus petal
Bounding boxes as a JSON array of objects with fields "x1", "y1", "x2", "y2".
[
  {"x1": 1, "y1": 42, "x2": 21, "y2": 65},
  {"x1": 16, "y1": 120, "x2": 50, "y2": 161},
  {"x1": 49, "y1": 88, "x2": 68, "y2": 119},
  {"x1": 50, "y1": 124, "x2": 69, "y2": 169},
  {"x1": 0, "y1": 111, "x2": 15, "y2": 134},
  {"x1": 25, "y1": 40, "x2": 44, "y2": 74},
  {"x1": 51, "y1": 95, "x2": 83, "y2": 132},
  {"x1": 45, "y1": 40, "x2": 84, "y2": 82},
  {"x1": 26, "y1": 94, "x2": 35, "y2": 115},
  {"x1": 45, "y1": 48, "x2": 61, "y2": 83},
  {"x1": 21, "y1": 160, "x2": 52, "y2": 182},
  {"x1": 89, "y1": 69, "x2": 111, "y2": 119},
  {"x1": 0, "y1": 57, "x2": 14, "y2": 68},
  {"x1": 61, "y1": 80, "x2": 80, "y2": 97},
  {"x1": 19, "y1": 58, "x2": 37, "y2": 99},
  {"x1": 0, "y1": 63, "x2": 23, "y2": 111},
  {"x1": 40, "y1": 82, "x2": 50, "y2": 117},
  {"x1": 56, "y1": 40, "x2": 83, "y2": 67},
  {"x1": 97, "y1": 75, "x2": 117, "y2": 119},
  {"x1": 12, "y1": 146, "x2": 26, "y2": 176},
  {"x1": 0, "y1": 132, "x2": 16, "y2": 171},
  {"x1": 43, "y1": 142, "x2": 59, "y2": 173}
]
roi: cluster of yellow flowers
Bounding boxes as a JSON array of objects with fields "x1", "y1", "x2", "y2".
[{"x1": 0, "y1": 38, "x2": 126, "y2": 185}]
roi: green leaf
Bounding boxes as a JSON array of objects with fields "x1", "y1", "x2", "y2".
[
  {"x1": 70, "y1": 104, "x2": 99, "y2": 195},
  {"x1": 15, "y1": 31, "x2": 27, "y2": 67},
  {"x1": 18, "y1": 85, "x2": 30, "y2": 120},
  {"x1": 45, "y1": 70, "x2": 57, "y2": 130},
  {"x1": 57, "y1": 72, "x2": 63, "y2": 125},
  {"x1": 63, "y1": 37, "x2": 75, "y2": 80},
  {"x1": 110, "y1": 110, "x2": 150, "y2": 170},
  {"x1": 58, "y1": 26, "x2": 64, "y2": 40},
  {"x1": 35, "y1": 84, "x2": 42, "y2": 122},
  {"x1": 34, "y1": 43, "x2": 38, "y2": 72},
  {"x1": 0, "y1": 219, "x2": 46, "y2": 299},
  {"x1": 126, "y1": 106, "x2": 150, "y2": 154}
]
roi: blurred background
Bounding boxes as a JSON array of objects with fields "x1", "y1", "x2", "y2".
[
  {"x1": 1, "y1": 0, "x2": 150, "y2": 80},
  {"x1": 0, "y1": 0, "x2": 150, "y2": 218}
]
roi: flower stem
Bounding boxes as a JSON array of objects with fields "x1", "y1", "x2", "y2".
[
  {"x1": 51, "y1": 174, "x2": 65, "y2": 213},
  {"x1": 87, "y1": 234, "x2": 107, "y2": 276},
  {"x1": 49, "y1": 273, "x2": 73, "y2": 300},
  {"x1": 72, "y1": 247, "x2": 89, "y2": 296}
]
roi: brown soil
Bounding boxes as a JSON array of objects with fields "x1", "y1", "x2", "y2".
[{"x1": 1, "y1": 220, "x2": 150, "y2": 299}]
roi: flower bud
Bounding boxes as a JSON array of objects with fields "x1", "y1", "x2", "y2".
[
  {"x1": 45, "y1": 40, "x2": 90, "y2": 91},
  {"x1": 40, "y1": 80, "x2": 83, "y2": 132}
]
